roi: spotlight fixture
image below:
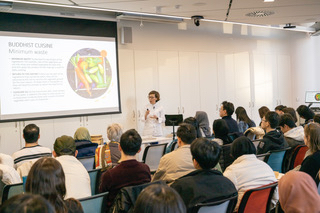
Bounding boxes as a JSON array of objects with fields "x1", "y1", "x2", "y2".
[
  {"x1": 191, "y1": 15, "x2": 204, "y2": 26},
  {"x1": 283, "y1": 23, "x2": 296, "y2": 29}
]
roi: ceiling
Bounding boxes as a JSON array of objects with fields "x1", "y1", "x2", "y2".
[{"x1": 4, "y1": 0, "x2": 320, "y2": 31}]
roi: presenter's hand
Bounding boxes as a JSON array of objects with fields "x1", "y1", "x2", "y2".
[{"x1": 150, "y1": 115, "x2": 158, "y2": 120}]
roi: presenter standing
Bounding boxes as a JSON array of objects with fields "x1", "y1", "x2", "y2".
[{"x1": 142, "y1": 90, "x2": 165, "y2": 137}]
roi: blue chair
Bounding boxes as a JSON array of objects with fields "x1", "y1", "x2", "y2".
[
  {"x1": 192, "y1": 194, "x2": 238, "y2": 213},
  {"x1": 1, "y1": 183, "x2": 24, "y2": 204},
  {"x1": 78, "y1": 156, "x2": 95, "y2": 171},
  {"x1": 142, "y1": 143, "x2": 168, "y2": 173},
  {"x1": 88, "y1": 169, "x2": 101, "y2": 195},
  {"x1": 79, "y1": 191, "x2": 108, "y2": 213},
  {"x1": 264, "y1": 148, "x2": 290, "y2": 173}
]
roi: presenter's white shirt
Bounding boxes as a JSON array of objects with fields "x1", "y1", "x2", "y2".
[
  {"x1": 142, "y1": 102, "x2": 165, "y2": 137},
  {"x1": 56, "y1": 155, "x2": 91, "y2": 199}
]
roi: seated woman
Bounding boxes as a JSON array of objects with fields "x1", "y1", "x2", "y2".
[
  {"x1": 95, "y1": 123, "x2": 123, "y2": 170},
  {"x1": 258, "y1": 106, "x2": 270, "y2": 127},
  {"x1": 74, "y1": 127, "x2": 98, "y2": 158},
  {"x1": 0, "y1": 153, "x2": 21, "y2": 185},
  {"x1": 195, "y1": 111, "x2": 212, "y2": 137},
  {"x1": 134, "y1": 184, "x2": 186, "y2": 213},
  {"x1": 223, "y1": 136, "x2": 278, "y2": 211},
  {"x1": 300, "y1": 122, "x2": 320, "y2": 185},
  {"x1": 212, "y1": 119, "x2": 231, "y2": 145},
  {"x1": 25, "y1": 157, "x2": 83, "y2": 213},
  {"x1": 278, "y1": 171, "x2": 320, "y2": 213},
  {"x1": 235, "y1": 106, "x2": 256, "y2": 133}
]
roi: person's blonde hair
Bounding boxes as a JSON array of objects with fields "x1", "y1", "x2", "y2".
[
  {"x1": 304, "y1": 123, "x2": 320, "y2": 153},
  {"x1": 107, "y1": 123, "x2": 123, "y2": 142}
]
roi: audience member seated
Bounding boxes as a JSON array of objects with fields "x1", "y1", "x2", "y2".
[
  {"x1": 152, "y1": 124, "x2": 196, "y2": 184},
  {"x1": 99, "y1": 129, "x2": 151, "y2": 209},
  {"x1": 257, "y1": 111, "x2": 288, "y2": 154},
  {"x1": 278, "y1": 171, "x2": 320, "y2": 213},
  {"x1": 195, "y1": 111, "x2": 212, "y2": 137},
  {"x1": 12, "y1": 124, "x2": 51, "y2": 168},
  {"x1": 282, "y1": 107, "x2": 298, "y2": 123},
  {"x1": 95, "y1": 123, "x2": 123, "y2": 170},
  {"x1": 235, "y1": 106, "x2": 256, "y2": 133},
  {"x1": 279, "y1": 113, "x2": 304, "y2": 148},
  {"x1": 212, "y1": 119, "x2": 231, "y2": 145},
  {"x1": 220, "y1": 101, "x2": 239, "y2": 133},
  {"x1": 300, "y1": 123, "x2": 320, "y2": 185},
  {"x1": 314, "y1": 114, "x2": 320, "y2": 124},
  {"x1": 26, "y1": 157, "x2": 82, "y2": 213},
  {"x1": 0, "y1": 194, "x2": 55, "y2": 213},
  {"x1": 223, "y1": 136, "x2": 278, "y2": 211},
  {"x1": 297, "y1": 105, "x2": 315, "y2": 126},
  {"x1": 0, "y1": 153, "x2": 21, "y2": 185},
  {"x1": 134, "y1": 184, "x2": 186, "y2": 213},
  {"x1": 183, "y1": 117, "x2": 201, "y2": 138},
  {"x1": 275, "y1": 105, "x2": 286, "y2": 116},
  {"x1": 74, "y1": 127, "x2": 98, "y2": 158},
  {"x1": 171, "y1": 138, "x2": 237, "y2": 212},
  {"x1": 53, "y1": 135, "x2": 91, "y2": 199},
  {"x1": 258, "y1": 106, "x2": 270, "y2": 126}
]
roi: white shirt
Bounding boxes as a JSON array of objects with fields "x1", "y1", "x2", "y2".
[
  {"x1": 12, "y1": 145, "x2": 52, "y2": 168},
  {"x1": 55, "y1": 155, "x2": 91, "y2": 199},
  {"x1": 142, "y1": 102, "x2": 165, "y2": 137}
]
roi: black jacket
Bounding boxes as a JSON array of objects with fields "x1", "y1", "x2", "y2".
[
  {"x1": 257, "y1": 129, "x2": 288, "y2": 154},
  {"x1": 222, "y1": 116, "x2": 239, "y2": 133}
]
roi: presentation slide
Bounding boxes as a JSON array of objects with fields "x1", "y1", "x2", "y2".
[
  {"x1": 0, "y1": 32, "x2": 120, "y2": 121},
  {"x1": 305, "y1": 91, "x2": 320, "y2": 103}
]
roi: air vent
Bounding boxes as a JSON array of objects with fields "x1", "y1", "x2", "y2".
[{"x1": 246, "y1": 10, "x2": 275, "y2": 17}]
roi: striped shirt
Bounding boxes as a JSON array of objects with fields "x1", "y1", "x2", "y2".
[{"x1": 12, "y1": 145, "x2": 52, "y2": 168}]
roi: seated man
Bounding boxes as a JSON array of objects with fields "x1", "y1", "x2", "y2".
[
  {"x1": 12, "y1": 124, "x2": 51, "y2": 168},
  {"x1": 171, "y1": 138, "x2": 237, "y2": 212},
  {"x1": 53, "y1": 135, "x2": 91, "y2": 199},
  {"x1": 99, "y1": 129, "x2": 151, "y2": 209},
  {"x1": 279, "y1": 113, "x2": 304, "y2": 148},
  {"x1": 220, "y1": 101, "x2": 239, "y2": 133},
  {"x1": 152, "y1": 124, "x2": 197, "y2": 184},
  {"x1": 257, "y1": 111, "x2": 289, "y2": 154}
]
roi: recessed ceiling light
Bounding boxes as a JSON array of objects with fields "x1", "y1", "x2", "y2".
[
  {"x1": 264, "y1": 0, "x2": 274, "y2": 2},
  {"x1": 246, "y1": 10, "x2": 275, "y2": 17},
  {"x1": 193, "y1": 2, "x2": 206, "y2": 6}
]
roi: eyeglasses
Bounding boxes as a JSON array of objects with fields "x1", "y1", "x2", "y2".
[{"x1": 148, "y1": 96, "x2": 156, "y2": 99}]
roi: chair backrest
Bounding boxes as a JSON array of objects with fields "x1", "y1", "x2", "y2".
[
  {"x1": 193, "y1": 194, "x2": 238, "y2": 213},
  {"x1": 88, "y1": 168, "x2": 101, "y2": 195},
  {"x1": 238, "y1": 182, "x2": 278, "y2": 213},
  {"x1": 264, "y1": 148, "x2": 290, "y2": 173},
  {"x1": 78, "y1": 156, "x2": 95, "y2": 171},
  {"x1": 79, "y1": 191, "x2": 108, "y2": 213},
  {"x1": 142, "y1": 143, "x2": 167, "y2": 172},
  {"x1": 0, "y1": 180, "x2": 5, "y2": 205},
  {"x1": 1, "y1": 183, "x2": 24, "y2": 204},
  {"x1": 291, "y1": 145, "x2": 308, "y2": 169},
  {"x1": 171, "y1": 141, "x2": 178, "y2": 152}
]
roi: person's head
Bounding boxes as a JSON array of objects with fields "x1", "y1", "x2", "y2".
[
  {"x1": 235, "y1": 106, "x2": 251, "y2": 124},
  {"x1": 148, "y1": 90, "x2": 160, "y2": 104},
  {"x1": 191, "y1": 138, "x2": 221, "y2": 170},
  {"x1": 23, "y1": 124, "x2": 40, "y2": 144},
  {"x1": 107, "y1": 123, "x2": 123, "y2": 142},
  {"x1": 304, "y1": 123, "x2": 320, "y2": 153},
  {"x1": 65, "y1": 198, "x2": 84, "y2": 213},
  {"x1": 176, "y1": 123, "x2": 197, "y2": 145},
  {"x1": 314, "y1": 114, "x2": 320, "y2": 125},
  {"x1": 261, "y1": 111, "x2": 279, "y2": 130},
  {"x1": 275, "y1": 105, "x2": 286, "y2": 115},
  {"x1": 279, "y1": 171, "x2": 320, "y2": 213},
  {"x1": 183, "y1": 117, "x2": 200, "y2": 138},
  {"x1": 134, "y1": 184, "x2": 186, "y2": 213},
  {"x1": 53, "y1": 135, "x2": 77, "y2": 157},
  {"x1": 258, "y1": 106, "x2": 270, "y2": 119},
  {"x1": 279, "y1": 113, "x2": 296, "y2": 133},
  {"x1": 212, "y1": 119, "x2": 229, "y2": 137},
  {"x1": 220, "y1": 101, "x2": 234, "y2": 117},
  {"x1": 26, "y1": 157, "x2": 66, "y2": 213},
  {"x1": 74, "y1": 127, "x2": 91, "y2": 141},
  {"x1": 0, "y1": 194, "x2": 55, "y2": 213},
  {"x1": 297, "y1": 105, "x2": 315, "y2": 121},
  {"x1": 282, "y1": 107, "x2": 298, "y2": 123},
  {"x1": 230, "y1": 136, "x2": 256, "y2": 160},
  {"x1": 195, "y1": 111, "x2": 209, "y2": 125},
  {"x1": 119, "y1": 129, "x2": 142, "y2": 156}
]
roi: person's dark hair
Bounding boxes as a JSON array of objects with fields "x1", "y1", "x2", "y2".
[
  {"x1": 25, "y1": 157, "x2": 67, "y2": 213},
  {"x1": 230, "y1": 136, "x2": 256, "y2": 160},
  {"x1": 120, "y1": 129, "x2": 142, "y2": 156},
  {"x1": 282, "y1": 107, "x2": 298, "y2": 123},
  {"x1": 297, "y1": 105, "x2": 315, "y2": 121},
  {"x1": 221, "y1": 101, "x2": 235, "y2": 116},
  {"x1": 304, "y1": 123, "x2": 320, "y2": 154},
  {"x1": 275, "y1": 105, "x2": 287, "y2": 112},
  {"x1": 0, "y1": 193, "x2": 55, "y2": 213},
  {"x1": 212, "y1": 119, "x2": 229, "y2": 138},
  {"x1": 149, "y1": 90, "x2": 160, "y2": 102},
  {"x1": 265, "y1": 111, "x2": 280, "y2": 129},
  {"x1": 65, "y1": 198, "x2": 84, "y2": 213},
  {"x1": 134, "y1": 184, "x2": 186, "y2": 213},
  {"x1": 191, "y1": 138, "x2": 221, "y2": 169},
  {"x1": 235, "y1": 106, "x2": 252, "y2": 125},
  {"x1": 23, "y1": 124, "x2": 40, "y2": 143},
  {"x1": 183, "y1": 117, "x2": 201, "y2": 138},
  {"x1": 279, "y1": 113, "x2": 296, "y2": 129},
  {"x1": 176, "y1": 123, "x2": 197, "y2": 144},
  {"x1": 258, "y1": 106, "x2": 270, "y2": 119},
  {"x1": 314, "y1": 114, "x2": 320, "y2": 124}
]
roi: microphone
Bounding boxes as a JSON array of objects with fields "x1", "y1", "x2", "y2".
[{"x1": 153, "y1": 106, "x2": 155, "y2": 109}]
